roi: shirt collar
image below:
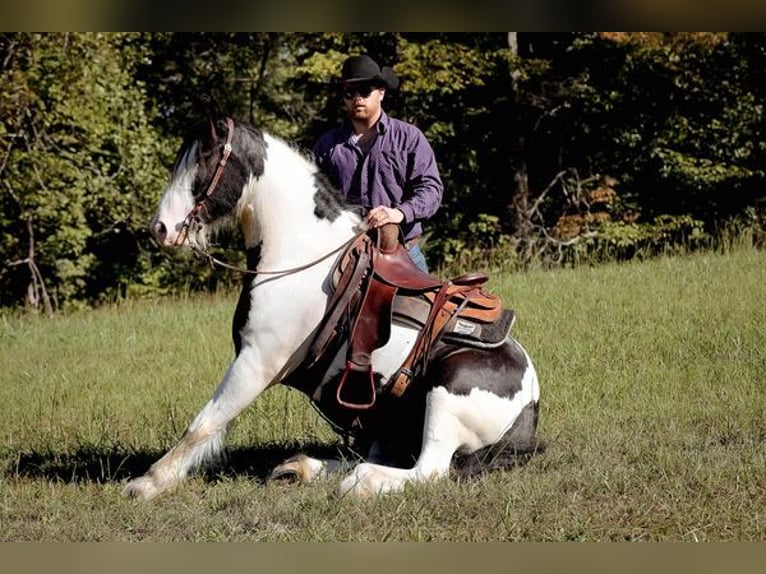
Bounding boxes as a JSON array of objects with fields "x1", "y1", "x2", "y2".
[
  {"x1": 376, "y1": 110, "x2": 389, "y2": 134},
  {"x1": 342, "y1": 110, "x2": 389, "y2": 143}
]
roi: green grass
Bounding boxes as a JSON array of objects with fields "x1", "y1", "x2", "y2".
[{"x1": 1, "y1": 248, "x2": 764, "y2": 541}]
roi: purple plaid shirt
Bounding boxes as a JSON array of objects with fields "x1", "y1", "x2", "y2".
[{"x1": 313, "y1": 111, "x2": 443, "y2": 241}]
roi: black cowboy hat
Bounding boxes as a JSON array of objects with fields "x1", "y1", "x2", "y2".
[{"x1": 332, "y1": 55, "x2": 400, "y2": 90}]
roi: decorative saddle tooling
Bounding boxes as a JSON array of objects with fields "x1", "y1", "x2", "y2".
[{"x1": 299, "y1": 223, "x2": 516, "y2": 411}]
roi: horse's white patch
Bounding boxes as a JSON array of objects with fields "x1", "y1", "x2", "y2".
[
  {"x1": 518, "y1": 341, "x2": 540, "y2": 404},
  {"x1": 151, "y1": 145, "x2": 198, "y2": 245},
  {"x1": 314, "y1": 322, "x2": 418, "y2": 400},
  {"x1": 425, "y1": 384, "x2": 534, "y2": 455},
  {"x1": 371, "y1": 323, "x2": 419, "y2": 382},
  {"x1": 248, "y1": 134, "x2": 360, "y2": 269}
]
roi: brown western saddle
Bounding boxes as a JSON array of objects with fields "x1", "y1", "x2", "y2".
[{"x1": 303, "y1": 223, "x2": 514, "y2": 410}]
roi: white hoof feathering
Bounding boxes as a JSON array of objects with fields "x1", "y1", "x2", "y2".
[
  {"x1": 122, "y1": 475, "x2": 165, "y2": 501},
  {"x1": 269, "y1": 454, "x2": 328, "y2": 483}
]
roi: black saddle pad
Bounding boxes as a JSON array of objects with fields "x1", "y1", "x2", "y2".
[{"x1": 442, "y1": 308, "x2": 515, "y2": 349}]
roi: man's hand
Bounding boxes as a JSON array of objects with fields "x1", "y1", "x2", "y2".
[{"x1": 366, "y1": 206, "x2": 404, "y2": 228}]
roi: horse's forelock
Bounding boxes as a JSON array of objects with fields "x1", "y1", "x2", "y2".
[{"x1": 171, "y1": 131, "x2": 202, "y2": 180}]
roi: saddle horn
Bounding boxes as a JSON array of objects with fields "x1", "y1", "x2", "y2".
[{"x1": 377, "y1": 223, "x2": 403, "y2": 253}]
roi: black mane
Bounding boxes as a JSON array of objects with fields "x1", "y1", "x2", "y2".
[{"x1": 312, "y1": 170, "x2": 347, "y2": 222}]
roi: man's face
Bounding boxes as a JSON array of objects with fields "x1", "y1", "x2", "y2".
[{"x1": 341, "y1": 82, "x2": 385, "y2": 122}]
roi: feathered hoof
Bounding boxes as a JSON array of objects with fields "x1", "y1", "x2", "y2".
[
  {"x1": 121, "y1": 475, "x2": 163, "y2": 501},
  {"x1": 268, "y1": 454, "x2": 325, "y2": 483}
]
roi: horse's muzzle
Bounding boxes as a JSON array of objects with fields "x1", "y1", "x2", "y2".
[{"x1": 150, "y1": 216, "x2": 186, "y2": 246}]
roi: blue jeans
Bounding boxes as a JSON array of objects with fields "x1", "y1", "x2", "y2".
[{"x1": 407, "y1": 244, "x2": 429, "y2": 273}]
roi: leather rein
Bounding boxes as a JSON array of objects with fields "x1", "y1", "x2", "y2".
[
  {"x1": 179, "y1": 117, "x2": 365, "y2": 278},
  {"x1": 188, "y1": 234, "x2": 362, "y2": 278}
]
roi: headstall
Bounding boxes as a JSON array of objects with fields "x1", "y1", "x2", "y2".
[{"x1": 178, "y1": 117, "x2": 235, "y2": 245}]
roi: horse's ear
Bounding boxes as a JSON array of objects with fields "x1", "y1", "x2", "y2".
[
  {"x1": 201, "y1": 95, "x2": 227, "y2": 142},
  {"x1": 200, "y1": 94, "x2": 224, "y2": 119},
  {"x1": 208, "y1": 111, "x2": 219, "y2": 142}
]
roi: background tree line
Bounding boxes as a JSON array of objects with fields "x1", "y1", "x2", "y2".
[{"x1": 1, "y1": 32, "x2": 764, "y2": 313}]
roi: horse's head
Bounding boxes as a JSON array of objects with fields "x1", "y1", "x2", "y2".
[{"x1": 150, "y1": 112, "x2": 260, "y2": 247}]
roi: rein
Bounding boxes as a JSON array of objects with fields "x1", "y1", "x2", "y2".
[{"x1": 188, "y1": 230, "x2": 365, "y2": 278}]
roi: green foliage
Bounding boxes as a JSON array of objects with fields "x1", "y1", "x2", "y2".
[
  {"x1": 566, "y1": 214, "x2": 710, "y2": 265},
  {"x1": 1, "y1": 32, "x2": 765, "y2": 311},
  {"x1": 1, "y1": 33, "x2": 169, "y2": 310},
  {"x1": 437, "y1": 213, "x2": 509, "y2": 267}
]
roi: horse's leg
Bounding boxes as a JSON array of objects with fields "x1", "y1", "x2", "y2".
[
  {"x1": 338, "y1": 344, "x2": 539, "y2": 497},
  {"x1": 336, "y1": 387, "x2": 464, "y2": 496},
  {"x1": 122, "y1": 354, "x2": 271, "y2": 500}
]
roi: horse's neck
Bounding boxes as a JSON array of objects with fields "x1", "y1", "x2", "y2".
[{"x1": 238, "y1": 134, "x2": 359, "y2": 268}]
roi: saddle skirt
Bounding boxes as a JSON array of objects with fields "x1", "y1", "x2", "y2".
[
  {"x1": 392, "y1": 293, "x2": 515, "y2": 349},
  {"x1": 299, "y1": 224, "x2": 515, "y2": 410}
]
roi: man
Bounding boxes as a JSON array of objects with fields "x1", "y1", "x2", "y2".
[{"x1": 313, "y1": 54, "x2": 443, "y2": 272}]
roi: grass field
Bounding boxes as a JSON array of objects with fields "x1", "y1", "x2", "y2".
[{"x1": 1, "y1": 247, "x2": 764, "y2": 541}]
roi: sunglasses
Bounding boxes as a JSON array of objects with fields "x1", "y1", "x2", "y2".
[{"x1": 341, "y1": 83, "x2": 380, "y2": 100}]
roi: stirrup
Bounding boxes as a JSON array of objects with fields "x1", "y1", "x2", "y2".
[{"x1": 336, "y1": 361, "x2": 377, "y2": 410}]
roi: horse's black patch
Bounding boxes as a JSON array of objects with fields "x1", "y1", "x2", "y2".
[
  {"x1": 232, "y1": 242, "x2": 262, "y2": 355},
  {"x1": 433, "y1": 340, "x2": 528, "y2": 401},
  {"x1": 244, "y1": 242, "x2": 263, "y2": 271},
  {"x1": 191, "y1": 121, "x2": 269, "y2": 225},
  {"x1": 312, "y1": 172, "x2": 345, "y2": 222}
]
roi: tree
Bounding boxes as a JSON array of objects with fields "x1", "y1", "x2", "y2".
[
  {"x1": 1, "y1": 33, "x2": 168, "y2": 310},
  {"x1": 501, "y1": 33, "x2": 765, "y2": 262},
  {"x1": 1, "y1": 33, "x2": 764, "y2": 311}
]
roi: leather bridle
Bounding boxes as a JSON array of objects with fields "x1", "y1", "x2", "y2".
[
  {"x1": 176, "y1": 115, "x2": 367, "y2": 278},
  {"x1": 178, "y1": 117, "x2": 235, "y2": 245}
]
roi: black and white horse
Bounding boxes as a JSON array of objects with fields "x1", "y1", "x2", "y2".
[{"x1": 123, "y1": 113, "x2": 541, "y2": 500}]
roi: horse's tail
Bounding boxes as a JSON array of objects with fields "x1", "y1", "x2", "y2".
[{"x1": 452, "y1": 400, "x2": 546, "y2": 478}]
